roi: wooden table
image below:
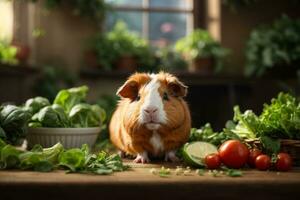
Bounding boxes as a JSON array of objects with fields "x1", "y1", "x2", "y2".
[{"x1": 1, "y1": 162, "x2": 300, "y2": 200}]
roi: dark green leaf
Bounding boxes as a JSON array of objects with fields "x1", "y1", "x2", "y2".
[
  {"x1": 226, "y1": 169, "x2": 243, "y2": 177},
  {"x1": 34, "y1": 160, "x2": 53, "y2": 172}
]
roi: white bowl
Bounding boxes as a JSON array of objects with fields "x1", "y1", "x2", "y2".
[{"x1": 27, "y1": 127, "x2": 101, "y2": 149}]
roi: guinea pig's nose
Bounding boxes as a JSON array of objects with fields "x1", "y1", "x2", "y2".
[{"x1": 143, "y1": 106, "x2": 158, "y2": 114}]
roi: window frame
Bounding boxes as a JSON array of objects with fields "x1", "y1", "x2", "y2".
[{"x1": 107, "y1": 0, "x2": 203, "y2": 42}]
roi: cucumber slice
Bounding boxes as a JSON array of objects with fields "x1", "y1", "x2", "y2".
[{"x1": 182, "y1": 141, "x2": 218, "y2": 167}]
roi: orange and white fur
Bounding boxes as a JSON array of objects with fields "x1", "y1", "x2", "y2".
[{"x1": 109, "y1": 72, "x2": 191, "y2": 163}]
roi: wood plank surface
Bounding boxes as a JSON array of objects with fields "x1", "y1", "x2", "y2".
[{"x1": 1, "y1": 162, "x2": 300, "y2": 200}]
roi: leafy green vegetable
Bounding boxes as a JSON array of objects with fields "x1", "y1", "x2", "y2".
[
  {"x1": 0, "y1": 144, "x2": 23, "y2": 169},
  {"x1": 59, "y1": 144, "x2": 128, "y2": 174},
  {"x1": 69, "y1": 103, "x2": 104, "y2": 127},
  {"x1": 226, "y1": 169, "x2": 243, "y2": 177},
  {"x1": 0, "y1": 127, "x2": 6, "y2": 139},
  {"x1": 260, "y1": 92, "x2": 300, "y2": 139},
  {"x1": 58, "y1": 148, "x2": 86, "y2": 172},
  {"x1": 28, "y1": 122, "x2": 42, "y2": 128},
  {"x1": 0, "y1": 139, "x2": 127, "y2": 175},
  {"x1": 189, "y1": 123, "x2": 239, "y2": 146},
  {"x1": 31, "y1": 105, "x2": 69, "y2": 128},
  {"x1": 0, "y1": 105, "x2": 32, "y2": 145},
  {"x1": 27, "y1": 85, "x2": 106, "y2": 128},
  {"x1": 226, "y1": 93, "x2": 300, "y2": 155},
  {"x1": 231, "y1": 106, "x2": 261, "y2": 139},
  {"x1": 158, "y1": 166, "x2": 171, "y2": 178},
  {"x1": 54, "y1": 85, "x2": 88, "y2": 113},
  {"x1": 0, "y1": 139, "x2": 64, "y2": 172},
  {"x1": 196, "y1": 169, "x2": 205, "y2": 176},
  {"x1": 260, "y1": 136, "x2": 280, "y2": 155},
  {"x1": 25, "y1": 96, "x2": 50, "y2": 114},
  {"x1": 19, "y1": 143, "x2": 64, "y2": 171},
  {"x1": 227, "y1": 106, "x2": 281, "y2": 155}
]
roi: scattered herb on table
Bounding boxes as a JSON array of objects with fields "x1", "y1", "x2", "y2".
[
  {"x1": 226, "y1": 169, "x2": 243, "y2": 177},
  {"x1": 158, "y1": 166, "x2": 171, "y2": 178},
  {"x1": 0, "y1": 138, "x2": 128, "y2": 175},
  {"x1": 196, "y1": 169, "x2": 205, "y2": 176},
  {"x1": 58, "y1": 144, "x2": 128, "y2": 175}
]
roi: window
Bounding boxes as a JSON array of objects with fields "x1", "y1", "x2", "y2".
[
  {"x1": 0, "y1": 0, "x2": 14, "y2": 41},
  {"x1": 105, "y1": 0, "x2": 194, "y2": 46}
]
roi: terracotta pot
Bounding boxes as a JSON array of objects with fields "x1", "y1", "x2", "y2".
[
  {"x1": 84, "y1": 50, "x2": 99, "y2": 68},
  {"x1": 11, "y1": 42, "x2": 30, "y2": 64},
  {"x1": 115, "y1": 55, "x2": 138, "y2": 72},
  {"x1": 190, "y1": 57, "x2": 214, "y2": 75}
]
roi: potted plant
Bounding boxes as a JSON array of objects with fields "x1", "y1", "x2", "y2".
[
  {"x1": 108, "y1": 21, "x2": 154, "y2": 72},
  {"x1": 26, "y1": 85, "x2": 106, "y2": 148},
  {"x1": 0, "y1": 40, "x2": 18, "y2": 65},
  {"x1": 245, "y1": 15, "x2": 300, "y2": 77},
  {"x1": 175, "y1": 29, "x2": 229, "y2": 74},
  {"x1": 84, "y1": 34, "x2": 116, "y2": 70},
  {"x1": 11, "y1": 40, "x2": 31, "y2": 64},
  {"x1": 84, "y1": 21, "x2": 155, "y2": 72}
]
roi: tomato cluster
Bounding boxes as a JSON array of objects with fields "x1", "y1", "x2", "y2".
[{"x1": 204, "y1": 140, "x2": 293, "y2": 171}]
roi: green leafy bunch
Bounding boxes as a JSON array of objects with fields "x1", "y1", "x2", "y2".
[
  {"x1": 245, "y1": 15, "x2": 300, "y2": 76},
  {"x1": 0, "y1": 40, "x2": 18, "y2": 65},
  {"x1": 189, "y1": 123, "x2": 240, "y2": 147},
  {"x1": 227, "y1": 92, "x2": 300, "y2": 154},
  {"x1": 0, "y1": 139, "x2": 63, "y2": 171},
  {"x1": 175, "y1": 29, "x2": 230, "y2": 71},
  {"x1": 58, "y1": 144, "x2": 128, "y2": 174},
  {"x1": 0, "y1": 139, "x2": 128, "y2": 174},
  {"x1": 0, "y1": 105, "x2": 32, "y2": 145},
  {"x1": 260, "y1": 92, "x2": 300, "y2": 139},
  {"x1": 27, "y1": 85, "x2": 106, "y2": 128},
  {"x1": 228, "y1": 105, "x2": 281, "y2": 154}
]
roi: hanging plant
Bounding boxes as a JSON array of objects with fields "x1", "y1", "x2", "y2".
[
  {"x1": 245, "y1": 15, "x2": 300, "y2": 77},
  {"x1": 29, "y1": 0, "x2": 111, "y2": 22}
]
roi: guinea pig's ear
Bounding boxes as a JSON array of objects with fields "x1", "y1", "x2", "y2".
[
  {"x1": 167, "y1": 79, "x2": 188, "y2": 97},
  {"x1": 116, "y1": 80, "x2": 138, "y2": 99}
]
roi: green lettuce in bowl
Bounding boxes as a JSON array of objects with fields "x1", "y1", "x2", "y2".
[{"x1": 26, "y1": 86, "x2": 106, "y2": 149}]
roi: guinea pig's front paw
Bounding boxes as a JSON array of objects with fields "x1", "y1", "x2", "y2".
[
  {"x1": 133, "y1": 152, "x2": 150, "y2": 163},
  {"x1": 164, "y1": 150, "x2": 180, "y2": 163}
]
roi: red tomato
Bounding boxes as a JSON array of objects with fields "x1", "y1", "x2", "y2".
[
  {"x1": 205, "y1": 153, "x2": 221, "y2": 169},
  {"x1": 276, "y1": 153, "x2": 292, "y2": 171},
  {"x1": 248, "y1": 148, "x2": 262, "y2": 168},
  {"x1": 218, "y1": 140, "x2": 249, "y2": 169},
  {"x1": 255, "y1": 154, "x2": 271, "y2": 170}
]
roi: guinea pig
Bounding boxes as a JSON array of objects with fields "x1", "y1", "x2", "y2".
[{"x1": 109, "y1": 72, "x2": 191, "y2": 163}]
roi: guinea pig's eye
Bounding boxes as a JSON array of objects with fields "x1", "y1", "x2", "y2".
[
  {"x1": 136, "y1": 94, "x2": 141, "y2": 101},
  {"x1": 163, "y1": 92, "x2": 169, "y2": 101}
]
